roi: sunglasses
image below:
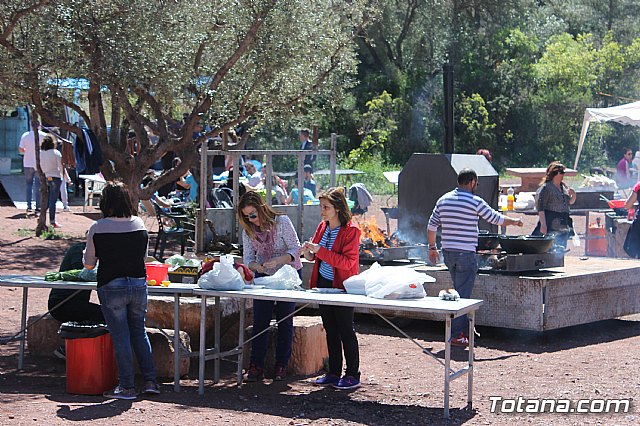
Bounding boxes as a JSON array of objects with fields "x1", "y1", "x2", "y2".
[
  {"x1": 243, "y1": 213, "x2": 258, "y2": 220},
  {"x1": 555, "y1": 170, "x2": 565, "y2": 175}
]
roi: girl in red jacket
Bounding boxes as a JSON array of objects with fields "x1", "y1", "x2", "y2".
[{"x1": 302, "y1": 187, "x2": 362, "y2": 389}]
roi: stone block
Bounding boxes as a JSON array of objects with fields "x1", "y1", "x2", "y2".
[
  {"x1": 244, "y1": 315, "x2": 327, "y2": 377},
  {"x1": 146, "y1": 296, "x2": 252, "y2": 350},
  {"x1": 27, "y1": 314, "x2": 63, "y2": 357},
  {"x1": 144, "y1": 327, "x2": 191, "y2": 378}
]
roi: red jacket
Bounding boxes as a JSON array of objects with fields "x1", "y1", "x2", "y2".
[{"x1": 309, "y1": 221, "x2": 361, "y2": 290}]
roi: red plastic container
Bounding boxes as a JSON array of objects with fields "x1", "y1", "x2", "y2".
[
  {"x1": 607, "y1": 199, "x2": 626, "y2": 209},
  {"x1": 66, "y1": 333, "x2": 118, "y2": 395},
  {"x1": 145, "y1": 262, "x2": 169, "y2": 284}
]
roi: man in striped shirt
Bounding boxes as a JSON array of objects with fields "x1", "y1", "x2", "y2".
[{"x1": 427, "y1": 168, "x2": 523, "y2": 346}]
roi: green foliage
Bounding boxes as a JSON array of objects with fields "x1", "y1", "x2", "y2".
[
  {"x1": 456, "y1": 93, "x2": 496, "y2": 154},
  {"x1": 346, "y1": 91, "x2": 409, "y2": 166},
  {"x1": 339, "y1": 154, "x2": 401, "y2": 196}
]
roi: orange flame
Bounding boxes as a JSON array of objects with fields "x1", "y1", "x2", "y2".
[{"x1": 356, "y1": 217, "x2": 389, "y2": 248}]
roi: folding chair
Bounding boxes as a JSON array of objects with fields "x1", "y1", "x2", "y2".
[{"x1": 151, "y1": 200, "x2": 193, "y2": 262}]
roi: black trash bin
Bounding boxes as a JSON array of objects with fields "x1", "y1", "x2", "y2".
[{"x1": 58, "y1": 321, "x2": 118, "y2": 395}]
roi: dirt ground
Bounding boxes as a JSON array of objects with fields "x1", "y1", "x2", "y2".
[{"x1": 0, "y1": 189, "x2": 639, "y2": 425}]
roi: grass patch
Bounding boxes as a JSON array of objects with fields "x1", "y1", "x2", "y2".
[
  {"x1": 16, "y1": 227, "x2": 73, "y2": 240},
  {"x1": 16, "y1": 228, "x2": 33, "y2": 237}
]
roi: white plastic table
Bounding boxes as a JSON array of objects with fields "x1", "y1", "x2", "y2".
[
  {"x1": 0, "y1": 275, "x2": 197, "y2": 391},
  {"x1": 193, "y1": 287, "x2": 482, "y2": 418}
]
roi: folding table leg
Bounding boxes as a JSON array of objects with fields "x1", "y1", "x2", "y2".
[
  {"x1": 214, "y1": 296, "x2": 221, "y2": 383},
  {"x1": 18, "y1": 288, "x2": 28, "y2": 370},
  {"x1": 467, "y1": 311, "x2": 475, "y2": 408},
  {"x1": 198, "y1": 295, "x2": 207, "y2": 395},
  {"x1": 236, "y1": 299, "x2": 246, "y2": 386},
  {"x1": 444, "y1": 315, "x2": 452, "y2": 419},
  {"x1": 173, "y1": 294, "x2": 180, "y2": 392}
]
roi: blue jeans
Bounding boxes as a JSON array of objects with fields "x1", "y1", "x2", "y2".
[
  {"x1": 249, "y1": 270, "x2": 299, "y2": 368},
  {"x1": 46, "y1": 177, "x2": 61, "y2": 224},
  {"x1": 24, "y1": 167, "x2": 40, "y2": 210},
  {"x1": 443, "y1": 250, "x2": 478, "y2": 337},
  {"x1": 97, "y1": 277, "x2": 156, "y2": 389}
]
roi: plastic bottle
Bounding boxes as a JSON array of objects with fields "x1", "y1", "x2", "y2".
[
  {"x1": 184, "y1": 247, "x2": 198, "y2": 261},
  {"x1": 572, "y1": 233, "x2": 581, "y2": 247},
  {"x1": 506, "y1": 187, "x2": 515, "y2": 211}
]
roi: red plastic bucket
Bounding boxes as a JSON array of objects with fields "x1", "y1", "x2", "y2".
[
  {"x1": 146, "y1": 263, "x2": 169, "y2": 283},
  {"x1": 66, "y1": 333, "x2": 118, "y2": 395}
]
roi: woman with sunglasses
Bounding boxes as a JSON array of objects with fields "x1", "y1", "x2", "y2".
[
  {"x1": 302, "y1": 187, "x2": 362, "y2": 390},
  {"x1": 237, "y1": 191, "x2": 302, "y2": 382},
  {"x1": 532, "y1": 162, "x2": 577, "y2": 248}
]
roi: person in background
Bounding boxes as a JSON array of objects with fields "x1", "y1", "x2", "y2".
[
  {"x1": 40, "y1": 135, "x2": 64, "y2": 228},
  {"x1": 299, "y1": 129, "x2": 316, "y2": 168},
  {"x1": 83, "y1": 181, "x2": 159, "y2": 400},
  {"x1": 286, "y1": 178, "x2": 315, "y2": 205},
  {"x1": 19, "y1": 122, "x2": 46, "y2": 213},
  {"x1": 624, "y1": 181, "x2": 640, "y2": 257},
  {"x1": 427, "y1": 168, "x2": 523, "y2": 347},
  {"x1": 616, "y1": 148, "x2": 634, "y2": 189},
  {"x1": 302, "y1": 187, "x2": 362, "y2": 390},
  {"x1": 176, "y1": 168, "x2": 199, "y2": 203},
  {"x1": 245, "y1": 161, "x2": 262, "y2": 188},
  {"x1": 48, "y1": 242, "x2": 105, "y2": 359},
  {"x1": 476, "y1": 148, "x2": 493, "y2": 163},
  {"x1": 532, "y1": 162, "x2": 577, "y2": 248},
  {"x1": 238, "y1": 191, "x2": 302, "y2": 382},
  {"x1": 632, "y1": 151, "x2": 640, "y2": 182},
  {"x1": 303, "y1": 164, "x2": 317, "y2": 196}
]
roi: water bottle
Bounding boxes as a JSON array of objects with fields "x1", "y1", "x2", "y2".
[
  {"x1": 184, "y1": 247, "x2": 198, "y2": 261},
  {"x1": 507, "y1": 187, "x2": 515, "y2": 211},
  {"x1": 572, "y1": 233, "x2": 581, "y2": 247}
]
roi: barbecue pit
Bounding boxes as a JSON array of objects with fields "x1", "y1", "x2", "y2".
[
  {"x1": 476, "y1": 249, "x2": 564, "y2": 272},
  {"x1": 357, "y1": 217, "x2": 427, "y2": 263}
]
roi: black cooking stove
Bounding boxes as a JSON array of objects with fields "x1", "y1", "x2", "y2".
[{"x1": 476, "y1": 250, "x2": 564, "y2": 273}]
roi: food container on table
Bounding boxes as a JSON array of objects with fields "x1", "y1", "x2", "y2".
[{"x1": 146, "y1": 263, "x2": 169, "y2": 284}]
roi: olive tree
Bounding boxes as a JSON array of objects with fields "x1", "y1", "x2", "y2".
[{"x1": 0, "y1": 0, "x2": 372, "y2": 212}]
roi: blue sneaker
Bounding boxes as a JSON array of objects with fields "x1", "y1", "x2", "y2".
[
  {"x1": 333, "y1": 375, "x2": 361, "y2": 390},
  {"x1": 315, "y1": 373, "x2": 340, "y2": 386}
]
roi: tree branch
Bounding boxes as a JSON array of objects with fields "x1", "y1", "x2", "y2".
[
  {"x1": 197, "y1": 0, "x2": 277, "y2": 115},
  {"x1": 395, "y1": 0, "x2": 419, "y2": 68},
  {"x1": 0, "y1": 0, "x2": 51, "y2": 48}
]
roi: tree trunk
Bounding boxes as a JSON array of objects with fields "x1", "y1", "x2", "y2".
[{"x1": 30, "y1": 111, "x2": 48, "y2": 236}]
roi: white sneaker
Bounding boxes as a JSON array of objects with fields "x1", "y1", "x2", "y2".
[{"x1": 63, "y1": 207, "x2": 71, "y2": 212}]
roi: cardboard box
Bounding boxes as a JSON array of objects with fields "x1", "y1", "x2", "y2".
[{"x1": 168, "y1": 266, "x2": 199, "y2": 284}]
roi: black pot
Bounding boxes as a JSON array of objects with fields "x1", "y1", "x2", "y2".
[
  {"x1": 477, "y1": 231, "x2": 500, "y2": 251},
  {"x1": 498, "y1": 235, "x2": 555, "y2": 254}
]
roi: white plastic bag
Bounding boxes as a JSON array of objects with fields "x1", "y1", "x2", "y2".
[
  {"x1": 365, "y1": 266, "x2": 433, "y2": 299},
  {"x1": 253, "y1": 264, "x2": 302, "y2": 290},
  {"x1": 197, "y1": 255, "x2": 244, "y2": 290},
  {"x1": 343, "y1": 262, "x2": 381, "y2": 295}
]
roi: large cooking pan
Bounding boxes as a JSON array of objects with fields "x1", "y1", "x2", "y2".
[
  {"x1": 498, "y1": 235, "x2": 555, "y2": 254},
  {"x1": 478, "y1": 231, "x2": 500, "y2": 250}
]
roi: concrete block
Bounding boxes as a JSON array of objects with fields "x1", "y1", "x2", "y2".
[
  {"x1": 27, "y1": 314, "x2": 63, "y2": 357},
  {"x1": 144, "y1": 327, "x2": 191, "y2": 378},
  {"x1": 146, "y1": 295, "x2": 252, "y2": 349},
  {"x1": 244, "y1": 315, "x2": 327, "y2": 377}
]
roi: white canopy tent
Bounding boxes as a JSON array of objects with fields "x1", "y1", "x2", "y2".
[{"x1": 574, "y1": 100, "x2": 640, "y2": 169}]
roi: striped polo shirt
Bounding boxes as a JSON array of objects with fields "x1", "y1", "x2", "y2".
[
  {"x1": 427, "y1": 188, "x2": 506, "y2": 252},
  {"x1": 318, "y1": 225, "x2": 341, "y2": 281}
]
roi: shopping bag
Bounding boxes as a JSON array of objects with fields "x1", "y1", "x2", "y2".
[
  {"x1": 253, "y1": 265, "x2": 302, "y2": 290},
  {"x1": 343, "y1": 262, "x2": 381, "y2": 295},
  {"x1": 364, "y1": 266, "x2": 433, "y2": 299},
  {"x1": 197, "y1": 254, "x2": 244, "y2": 290}
]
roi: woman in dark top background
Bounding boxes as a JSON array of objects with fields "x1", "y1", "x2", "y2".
[
  {"x1": 532, "y1": 162, "x2": 577, "y2": 248},
  {"x1": 83, "y1": 181, "x2": 159, "y2": 400}
]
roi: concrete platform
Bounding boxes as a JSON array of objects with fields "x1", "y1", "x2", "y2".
[{"x1": 407, "y1": 256, "x2": 640, "y2": 331}]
